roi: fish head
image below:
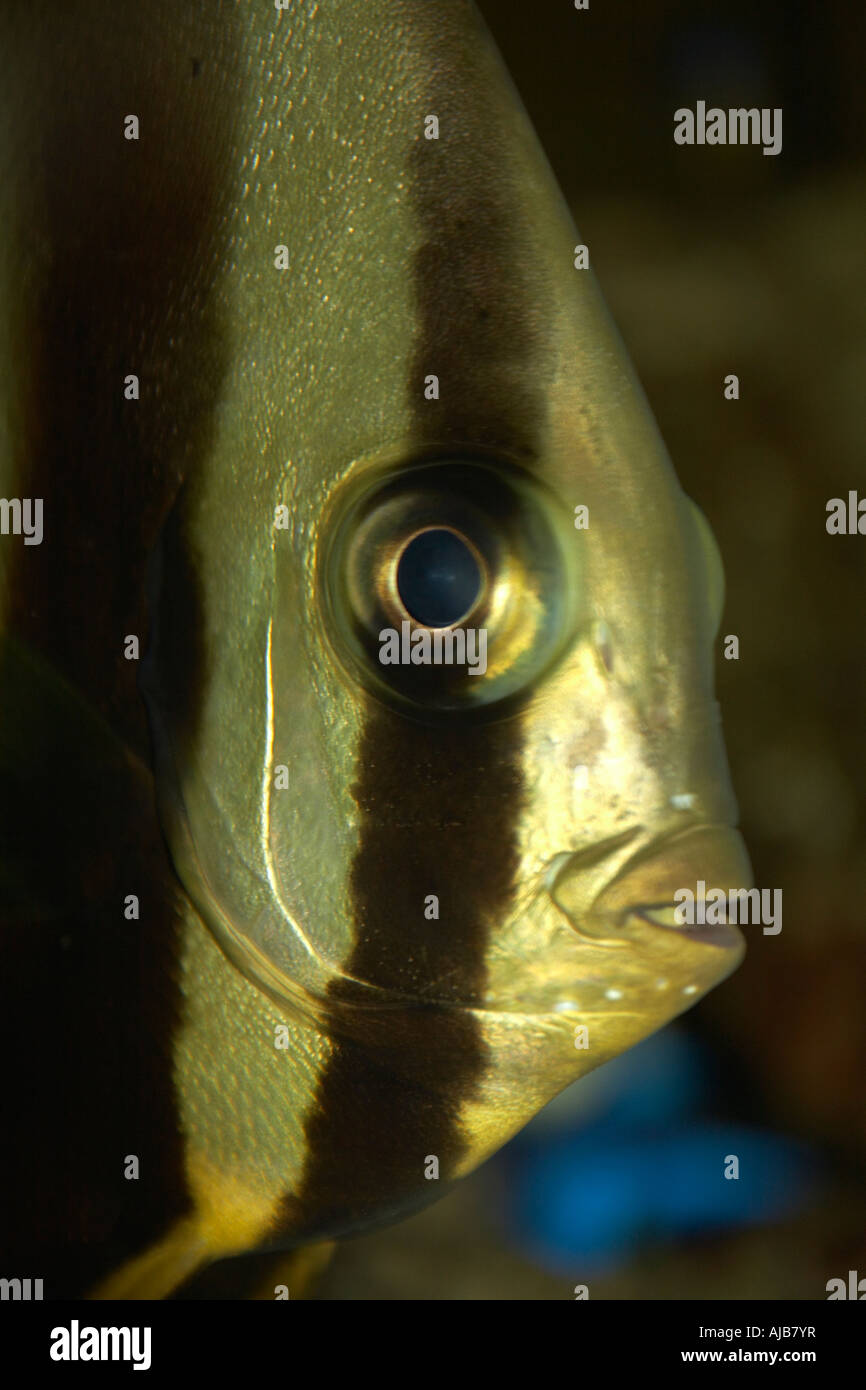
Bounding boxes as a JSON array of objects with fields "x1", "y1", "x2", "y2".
[{"x1": 140, "y1": 0, "x2": 750, "y2": 1203}]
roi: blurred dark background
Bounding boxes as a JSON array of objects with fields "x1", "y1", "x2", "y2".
[{"x1": 318, "y1": 0, "x2": 866, "y2": 1298}]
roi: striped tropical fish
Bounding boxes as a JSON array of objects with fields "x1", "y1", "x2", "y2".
[{"x1": 0, "y1": 0, "x2": 751, "y2": 1298}]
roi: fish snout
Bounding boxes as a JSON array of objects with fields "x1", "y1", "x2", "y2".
[{"x1": 550, "y1": 823, "x2": 753, "y2": 953}]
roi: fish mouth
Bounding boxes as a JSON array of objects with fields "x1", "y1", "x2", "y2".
[
  {"x1": 549, "y1": 822, "x2": 752, "y2": 952},
  {"x1": 630, "y1": 904, "x2": 739, "y2": 950}
]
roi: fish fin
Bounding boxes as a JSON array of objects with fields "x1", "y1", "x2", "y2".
[
  {"x1": 172, "y1": 1241, "x2": 337, "y2": 1300},
  {"x1": 0, "y1": 632, "x2": 149, "y2": 767},
  {"x1": 89, "y1": 1158, "x2": 283, "y2": 1300},
  {"x1": 88, "y1": 1218, "x2": 211, "y2": 1301},
  {"x1": 0, "y1": 632, "x2": 156, "y2": 923},
  {"x1": 243, "y1": 1243, "x2": 336, "y2": 1300}
]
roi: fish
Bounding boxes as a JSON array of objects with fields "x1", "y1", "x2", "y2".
[{"x1": 0, "y1": 0, "x2": 751, "y2": 1298}]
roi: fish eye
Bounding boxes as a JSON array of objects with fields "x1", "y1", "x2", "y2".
[
  {"x1": 318, "y1": 456, "x2": 583, "y2": 719},
  {"x1": 396, "y1": 527, "x2": 483, "y2": 629}
]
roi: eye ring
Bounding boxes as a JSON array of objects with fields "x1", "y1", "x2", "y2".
[{"x1": 316, "y1": 454, "x2": 584, "y2": 720}]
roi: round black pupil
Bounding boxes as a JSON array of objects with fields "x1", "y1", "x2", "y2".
[{"x1": 396, "y1": 529, "x2": 481, "y2": 628}]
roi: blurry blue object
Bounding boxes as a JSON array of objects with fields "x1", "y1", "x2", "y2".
[
  {"x1": 511, "y1": 1026, "x2": 706, "y2": 1141},
  {"x1": 499, "y1": 1029, "x2": 816, "y2": 1275}
]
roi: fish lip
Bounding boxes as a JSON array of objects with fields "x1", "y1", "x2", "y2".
[
  {"x1": 550, "y1": 821, "x2": 752, "y2": 953},
  {"x1": 629, "y1": 906, "x2": 741, "y2": 949}
]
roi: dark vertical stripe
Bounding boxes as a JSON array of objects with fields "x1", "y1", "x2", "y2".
[
  {"x1": 406, "y1": 1, "x2": 554, "y2": 456},
  {"x1": 0, "y1": 3, "x2": 241, "y2": 1293},
  {"x1": 278, "y1": 3, "x2": 550, "y2": 1244},
  {"x1": 279, "y1": 716, "x2": 524, "y2": 1243}
]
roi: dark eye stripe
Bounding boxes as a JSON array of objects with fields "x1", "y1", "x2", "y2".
[
  {"x1": 278, "y1": 708, "x2": 525, "y2": 1241},
  {"x1": 278, "y1": 8, "x2": 546, "y2": 1242},
  {"x1": 406, "y1": 6, "x2": 554, "y2": 457}
]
